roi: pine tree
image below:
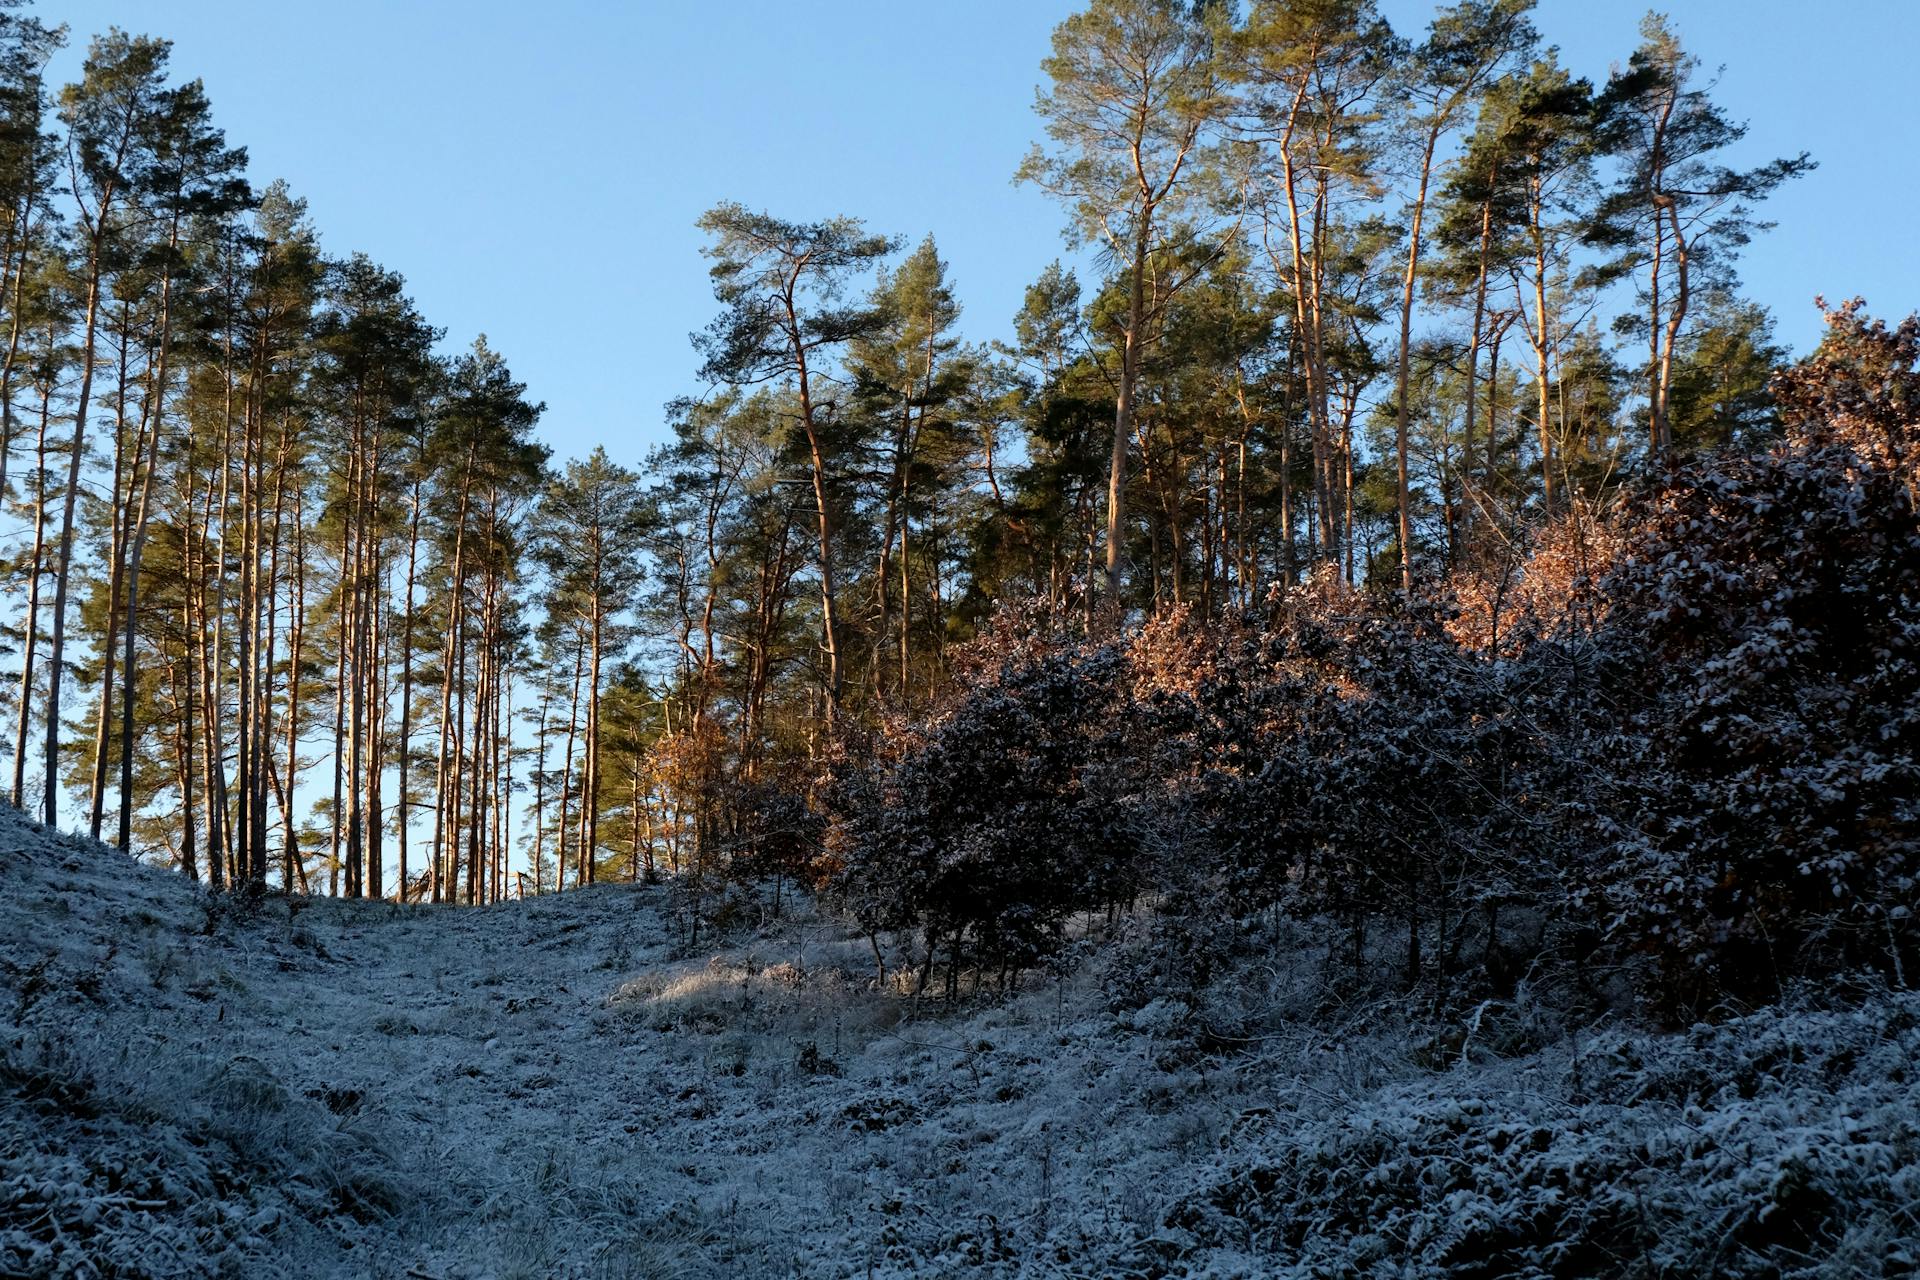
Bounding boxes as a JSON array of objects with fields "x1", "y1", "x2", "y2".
[
  {"x1": 1484, "y1": 54, "x2": 1601, "y2": 516},
  {"x1": 44, "y1": 31, "x2": 169, "y2": 830},
  {"x1": 312, "y1": 253, "x2": 437, "y2": 897},
  {"x1": 694, "y1": 202, "x2": 895, "y2": 721},
  {"x1": 107, "y1": 74, "x2": 247, "y2": 853},
  {"x1": 425, "y1": 337, "x2": 544, "y2": 902},
  {"x1": 1384, "y1": 0, "x2": 1534, "y2": 588},
  {"x1": 1226, "y1": 0, "x2": 1395, "y2": 571},
  {"x1": 531, "y1": 447, "x2": 647, "y2": 887},
  {"x1": 847, "y1": 235, "x2": 969, "y2": 707},
  {"x1": 1593, "y1": 13, "x2": 1811, "y2": 462},
  {"x1": 1022, "y1": 0, "x2": 1227, "y2": 605}
]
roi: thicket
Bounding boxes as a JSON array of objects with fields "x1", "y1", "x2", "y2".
[{"x1": 812, "y1": 303, "x2": 1920, "y2": 1019}]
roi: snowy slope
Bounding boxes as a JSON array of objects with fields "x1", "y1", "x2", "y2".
[{"x1": 3, "y1": 805, "x2": 1917, "y2": 1279}]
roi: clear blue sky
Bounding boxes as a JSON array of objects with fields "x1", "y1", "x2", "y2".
[{"x1": 45, "y1": 0, "x2": 1920, "y2": 473}]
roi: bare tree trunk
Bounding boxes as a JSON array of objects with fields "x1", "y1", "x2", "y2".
[
  {"x1": 1392, "y1": 132, "x2": 1442, "y2": 592},
  {"x1": 530, "y1": 683, "x2": 551, "y2": 896},
  {"x1": 581, "y1": 588, "x2": 602, "y2": 887},
  {"x1": 256, "y1": 409, "x2": 292, "y2": 884},
  {"x1": 555, "y1": 632, "x2": 583, "y2": 892},
  {"x1": 1104, "y1": 219, "x2": 1150, "y2": 606},
  {"x1": 332, "y1": 473, "x2": 355, "y2": 894},
  {"x1": 202, "y1": 298, "x2": 236, "y2": 885},
  {"x1": 367, "y1": 530, "x2": 386, "y2": 901},
  {"x1": 1341, "y1": 397, "x2": 1357, "y2": 585},
  {"x1": 113, "y1": 367, "x2": 161, "y2": 850},
  {"x1": 160, "y1": 658, "x2": 192, "y2": 878},
  {"x1": 498, "y1": 660, "x2": 509, "y2": 902},
  {"x1": 1487, "y1": 321, "x2": 1506, "y2": 499},
  {"x1": 1527, "y1": 202, "x2": 1556, "y2": 516},
  {"x1": 429, "y1": 439, "x2": 479, "y2": 901},
  {"x1": 395, "y1": 461, "x2": 425, "y2": 899},
  {"x1": 1280, "y1": 344, "x2": 1296, "y2": 586},
  {"x1": 464, "y1": 558, "x2": 496, "y2": 905},
  {"x1": 462, "y1": 591, "x2": 484, "y2": 905},
  {"x1": 281, "y1": 487, "x2": 306, "y2": 890},
  {"x1": 898, "y1": 496, "x2": 911, "y2": 705},
  {"x1": 870, "y1": 390, "x2": 913, "y2": 704},
  {"x1": 11, "y1": 352, "x2": 52, "y2": 808},
  {"x1": 44, "y1": 268, "x2": 107, "y2": 829},
  {"x1": 1461, "y1": 176, "x2": 1497, "y2": 547},
  {"x1": 236, "y1": 340, "x2": 260, "y2": 889},
  {"x1": 789, "y1": 323, "x2": 844, "y2": 718},
  {"x1": 0, "y1": 175, "x2": 41, "y2": 511},
  {"x1": 117, "y1": 213, "x2": 185, "y2": 852},
  {"x1": 86, "y1": 306, "x2": 139, "y2": 839},
  {"x1": 1653, "y1": 198, "x2": 1691, "y2": 461},
  {"x1": 1645, "y1": 80, "x2": 1680, "y2": 462}
]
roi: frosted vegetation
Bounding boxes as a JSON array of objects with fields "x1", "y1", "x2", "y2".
[
  {"x1": 1, "y1": 0, "x2": 1918, "y2": 1274},
  {"x1": 3, "y1": 804, "x2": 1916, "y2": 1278},
  {"x1": 6, "y1": 299, "x2": 1920, "y2": 1278}
]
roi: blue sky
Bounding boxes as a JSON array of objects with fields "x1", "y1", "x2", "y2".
[{"x1": 45, "y1": 0, "x2": 1920, "y2": 472}]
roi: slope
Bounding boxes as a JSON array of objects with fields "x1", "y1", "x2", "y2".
[{"x1": 3, "y1": 805, "x2": 1917, "y2": 1278}]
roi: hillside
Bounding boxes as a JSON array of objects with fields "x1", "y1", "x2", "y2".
[{"x1": 3, "y1": 806, "x2": 1917, "y2": 1278}]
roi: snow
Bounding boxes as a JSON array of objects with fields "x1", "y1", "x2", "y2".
[{"x1": 3, "y1": 805, "x2": 1917, "y2": 1277}]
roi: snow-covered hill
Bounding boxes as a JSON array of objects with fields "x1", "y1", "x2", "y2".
[{"x1": 3, "y1": 806, "x2": 1916, "y2": 1278}]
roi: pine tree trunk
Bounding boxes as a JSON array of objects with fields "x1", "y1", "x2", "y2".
[
  {"x1": 531, "y1": 685, "x2": 550, "y2": 895},
  {"x1": 898, "y1": 499, "x2": 911, "y2": 705},
  {"x1": 117, "y1": 216, "x2": 183, "y2": 853},
  {"x1": 200, "y1": 327, "x2": 234, "y2": 887},
  {"x1": 114, "y1": 374, "x2": 161, "y2": 850},
  {"x1": 555, "y1": 634, "x2": 583, "y2": 892},
  {"x1": 429, "y1": 438, "x2": 479, "y2": 902},
  {"x1": 332, "y1": 475, "x2": 354, "y2": 894},
  {"x1": 281, "y1": 487, "x2": 307, "y2": 891},
  {"x1": 1461, "y1": 174, "x2": 1497, "y2": 546},
  {"x1": 1273, "y1": 92, "x2": 1336, "y2": 569},
  {"x1": 870, "y1": 393, "x2": 912, "y2": 704},
  {"x1": 366, "y1": 527, "x2": 385, "y2": 901},
  {"x1": 87, "y1": 305, "x2": 139, "y2": 839},
  {"x1": 1654, "y1": 199, "x2": 1691, "y2": 462},
  {"x1": 395, "y1": 464, "x2": 425, "y2": 900},
  {"x1": 583, "y1": 588, "x2": 602, "y2": 887},
  {"x1": 1105, "y1": 218, "x2": 1150, "y2": 605},
  {"x1": 0, "y1": 178, "x2": 41, "y2": 509},
  {"x1": 1393, "y1": 132, "x2": 1441, "y2": 593},
  {"x1": 784, "y1": 289, "x2": 844, "y2": 718},
  {"x1": 1529, "y1": 195, "x2": 1556, "y2": 516},
  {"x1": 44, "y1": 268, "x2": 107, "y2": 829},
  {"x1": 11, "y1": 354, "x2": 51, "y2": 808}
]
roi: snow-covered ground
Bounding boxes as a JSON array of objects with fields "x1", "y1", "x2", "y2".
[{"x1": 3, "y1": 805, "x2": 1917, "y2": 1278}]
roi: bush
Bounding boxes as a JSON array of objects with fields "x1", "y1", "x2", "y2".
[
  {"x1": 832, "y1": 629, "x2": 1138, "y2": 992},
  {"x1": 824, "y1": 302, "x2": 1920, "y2": 1018},
  {"x1": 1589, "y1": 302, "x2": 1920, "y2": 1006}
]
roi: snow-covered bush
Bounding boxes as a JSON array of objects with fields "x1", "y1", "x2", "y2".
[
  {"x1": 831, "y1": 638, "x2": 1139, "y2": 993},
  {"x1": 1208, "y1": 580, "x2": 1566, "y2": 992},
  {"x1": 1588, "y1": 301, "x2": 1920, "y2": 1007},
  {"x1": 823, "y1": 304, "x2": 1920, "y2": 1019}
]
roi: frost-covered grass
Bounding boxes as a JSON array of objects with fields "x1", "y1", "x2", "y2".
[
  {"x1": 1170, "y1": 997, "x2": 1920, "y2": 1278},
  {"x1": 2, "y1": 803, "x2": 1916, "y2": 1277}
]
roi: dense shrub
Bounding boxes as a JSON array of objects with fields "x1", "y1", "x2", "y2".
[
  {"x1": 1590, "y1": 302, "x2": 1920, "y2": 1005},
  {"x1": 826, "y1": 303, "x2": 1920, "y2": 1016},
  {"x1": 1161, "y1": 577, "x2": 1582, "y2": 994},
  {"x1": 831, "y1": 637, "x2": 1138, "y2": 991}
]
